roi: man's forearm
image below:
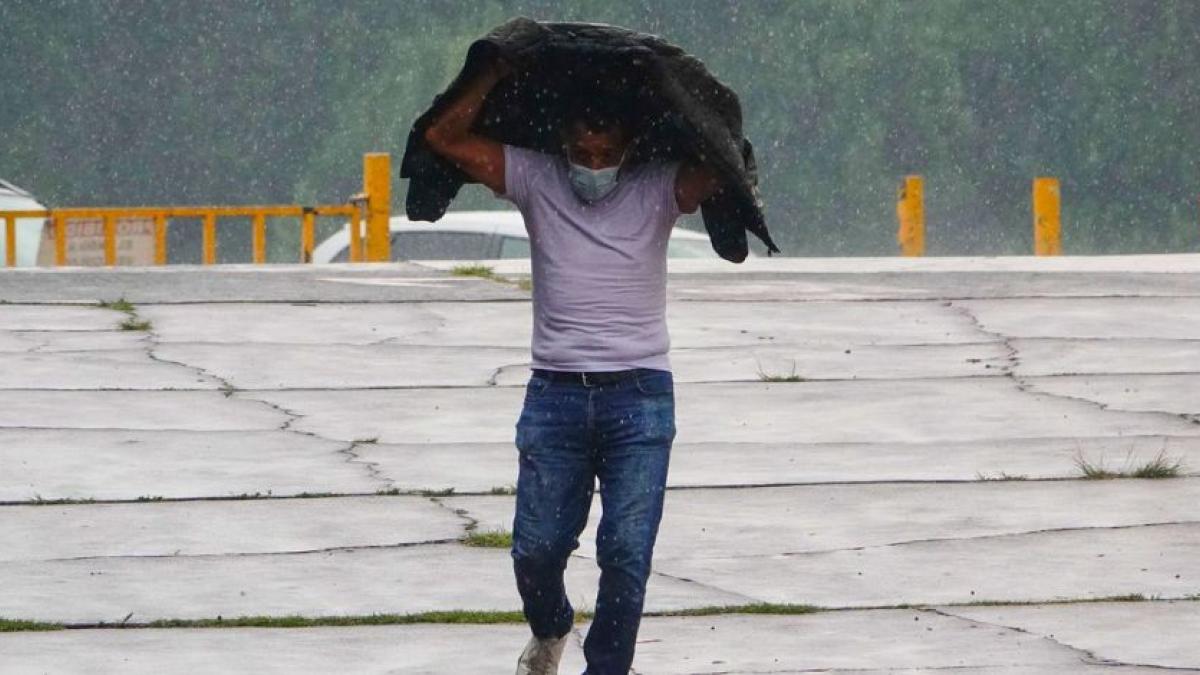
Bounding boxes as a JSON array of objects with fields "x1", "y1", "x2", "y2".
[{"x1": 426, "y1": 64, "x2": 504, "y2": 147}]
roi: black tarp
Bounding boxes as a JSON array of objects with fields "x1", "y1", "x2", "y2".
[{"x1": 400, "y1": 16, "x2": 780, "y2": 263}]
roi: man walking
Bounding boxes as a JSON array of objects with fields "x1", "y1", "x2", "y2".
[{"x1": 423, "y1": 55, "x2": 720, "y2": 675}]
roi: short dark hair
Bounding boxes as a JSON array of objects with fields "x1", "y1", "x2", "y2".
[{"x1": 562, "y1": 97, "x2": 635, "y2": 139}]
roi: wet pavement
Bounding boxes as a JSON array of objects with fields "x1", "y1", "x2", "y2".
[{"x1": 1, "y1": 255, "x2": 1198, "y2": 673}]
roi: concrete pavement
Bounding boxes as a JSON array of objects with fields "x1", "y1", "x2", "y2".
[{"x1": 1, "y1": 256, "x2": 1198, "y2": 673}]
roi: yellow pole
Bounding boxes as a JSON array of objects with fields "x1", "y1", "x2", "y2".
[
  {"x1": 203, "y1": 212, "x2": 217, "y2": 265},
  {"x1": 1033, "y1": 177, "x2": 1061, "y2": 256},
  {"x1": 896, "y1": 175, "x2": 925, "y2": 257},
  {"x1": 54, "y1": 213, "x2": 67, "y2": 266},
  {"x1": 4, "y1": 215, "x2": 15, "y2": 267},
  {"x1": 153, "y1": 214, "x2": 167, "y2": 265},
  {"x1": 348, "y1": 209, "x2": 362, "y2": 262},
  {"x1": 103, "y1": 213, "x2": 118, "y2": 266},
  {"x1": 252, "y1": 213, "x2": 267, "y2": 264},
  {"x1": 363, "y1": 153, "x2": 391, "y2": 262},
  {"x1": 301, "y1": 210, "x2": 315, "y2": 263}
]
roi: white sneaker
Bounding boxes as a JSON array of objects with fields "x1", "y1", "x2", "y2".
[{"x1": 514, "y1": 632, "x2": 570, "y2": 675}]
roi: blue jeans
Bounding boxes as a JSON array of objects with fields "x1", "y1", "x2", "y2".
[{"x1": 511, "y1": 367, "x2": 675, "y2": 675}]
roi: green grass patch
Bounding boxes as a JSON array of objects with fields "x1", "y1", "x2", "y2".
[
  {"x1": 756, "y1": 358, "x2": 804, "y2": 382},
  {"x1": 145, "y1": 610, "x2": 530, "y2": 629},
  {"x1": 649, "y1": 603, "x2": 821, "y2": 618},
  {"x1": 0, "y1": 618, "x2": 63, "y2": 632},
  {"x1": 118, "y1": 316, "x2": 152, "y2": 331},
  {"x1": 462, "y1": 528, "x2": 513, "y2": 548},
  {"x1": 97, "y1": 298, "x2": 135, "y2": 313},
  {"x1": 450, "y1": 264, "x2": 498, "y2": 279},
  {"x1": 1074, "y1": 447, "x2": 1186, "y2": 480}
]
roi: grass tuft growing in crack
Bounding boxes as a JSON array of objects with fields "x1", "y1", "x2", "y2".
[
  {"x1": 96, "y1": 298, "x2": 135, "y2": 313},
  {"x1": 99, "y1": 297, "x2": 152, "y2": 331},
  {"x1": 462, "y1": 527, "x2": 513, "y2": 548},
  {"x1": 0, "y1": 618, "x2": 63, "y2": 632},
  {"x1": 450, "y1": 264, "x2": 531, "y2": 292},
  {"x1": 649, "y1": 603, "x2": 821, "y2": 618},
  {"x1": 1074, "y1": 446, "x2": 1186, "y2": 480},
  {"x1": 975, "y1": 471, "x2": 1029, "y2": 481},
  {"x1": 756, "y1": 358, "x2": 804, "y2": 382}
]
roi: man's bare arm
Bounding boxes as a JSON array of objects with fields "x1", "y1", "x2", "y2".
[
  {"x1": 675, "y1": 162, "x2": 722, "y2": 214},
  {"x1": 423, "y1": 59, "x2": 511, "y2": 194}
]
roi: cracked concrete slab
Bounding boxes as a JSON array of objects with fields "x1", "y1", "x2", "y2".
[
  {"x1": 0, "y1": 543, "x2": 750, "y2": 624},
  {"x1": 139, "y1": 299, "x2": 993, "y2": 352},
  {"x1": 444, "y1": 477, "x2": 1200, "y2": 562},
  {"x1": 0, "y1": 305, "x2": 126, "y2": 331},
  {"x1": 257, "y1": 377, "x2": 1200, "y2": 446},
  {"x1": 0, "y1": 263, "x2": 529, "y2": 303},
  {"x1": 357, "y1": 436, "x2": 1200, "y2": 492},
  {"x1": 940, "y1": 599, "x2": 1200, "y2": 670},
  {"x1": 0, "y1": 429, "x2": 379, "y2": 501},
  {"x1": 0, "y1": 390, "x2": 289, "y2": 430},
  {"x1": 0, "y1": 329, "x2": 152, "y2": 353},
  {"x1": 0, "y1": 495, "x2": 461, "y2": 562},
  {"x1": 958, "y1": 297, "x2": 1200, "y2": 339},
  {"x1": 1012, "y1": 338, "x2": 1200, "y2": 377},
  {"x1": 149, "y1": 341, "x2": 1013, "y2": 390},
  {"x1": 1023, "y1": 374, "x2": 1200, "y2": 418},
  {"x1": 4, "y1": 606, "x2": 1181, "y2": 675},
  {"x1": 653, "y1": 522, "x2": 1200, "y2": 607},
  {"x1": 0, "y1": 350, "x2": 220, "y2": 389},
  {"x1": 152, "y1": 343, "x2": 532, "y2": 389}
]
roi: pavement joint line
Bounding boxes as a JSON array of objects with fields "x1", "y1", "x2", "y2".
[
  {"x1": 649, "y1": 519, "x2": 1200, "y2": 562},
  {"x1": 923, "y1": 606, "x2": 1132, "y2": 670},
  {"x1": 7, "y1": 474, "x2": 1200, "y2": 507},
  {"x1": 2, "y1": 595, "x2": 1195, "y2": 633},
  {"x1": 336, "y1": 439, "x2": 397, "y2": 491},
  {"x1": 16, "y1": 538, "x2": 467, "y2": 564},
  {"x1": 17, "y1": 365, "x2": 1200, "y2": 393},
  {"x1": 949, "y1": 300, "x2": 1200, "y2": 431}
]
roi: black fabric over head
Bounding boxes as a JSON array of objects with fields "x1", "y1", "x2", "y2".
[{"x1": 400, "y1": 17, "x2": 781, "y2": 262}]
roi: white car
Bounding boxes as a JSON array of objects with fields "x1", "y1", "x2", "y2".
[
  {"x1": 312, "y1": 210, "x2": 734, "y2": 263},
  {"x1": 0, "y1": 180, "x2": 48, "y2": 268}
]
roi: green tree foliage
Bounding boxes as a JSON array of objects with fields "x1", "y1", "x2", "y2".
[{"x1": 1, "y1": 0, "x2": 1197, "y2": 257}]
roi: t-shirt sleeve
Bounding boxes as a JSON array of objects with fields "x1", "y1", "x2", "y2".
[
  {"x1": 500, "y1": 144, "x2": 540, "y2": 209},
  {"x1": 659, "y1": 161, "x2": 683, "y2": 224}
]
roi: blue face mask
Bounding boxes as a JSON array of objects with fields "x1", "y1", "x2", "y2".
[{"x1": 567, "y1": 151, "x2": 626, "y2": 203}]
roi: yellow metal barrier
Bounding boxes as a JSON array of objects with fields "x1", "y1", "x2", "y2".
[
  {"x1": 0, "y1": 153, "x2": 388, "y2": 267},
  {"x1": 1033, "y1": 177, "x2": 1061, "y2": 256},
  {"x1": 896, "y1": 175, "x2": 925, "y2": 257},
  {"x1": 363, "y1": 153, "x2": 391, "y2": 262}
]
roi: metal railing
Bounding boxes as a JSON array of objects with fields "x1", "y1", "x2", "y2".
[{"x1": 1, "y1": 153, "x2": 392, "y2": 267}]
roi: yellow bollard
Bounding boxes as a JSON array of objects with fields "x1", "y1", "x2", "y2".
[
  {"x1": 54, "y1": 213, "x2": 67, "y2": 266},
  {"x1": 363, "y1": 153, "x2": 391, "y2": 262},
  {"x1": 1033, "y1": 177, "x2": 1061, "y2": 256},
  {"x1": 203, "y1": 212, "x2": 217, "y2": 265},
  {"x1": 103, "y1": 213, "x2": 117, "y2": 266},
  {"x1": 4, "y1": 215, "x2": 15, "y2": 267},
  {"x1": 301, "y1": 210, "x2": 315, "y2": 263},
  {"x1": 153, "y1": 214, "x2": 167, "y2": 265},
  {"x1": 348, "y1": 209, "x2": 363, "y2": 263},
  {"x1": 252, "y1": 213, "x2": 267, "y2": 264},
  {"x1": 896, "y1": 175, "x2": 925, "y2": 257}
]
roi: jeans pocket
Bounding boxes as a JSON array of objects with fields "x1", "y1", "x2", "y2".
[
  {"x1": 525, "y1": 375, "x2": 551, "y2": 400},
  {"x1": 635, "y1": 369, "x2": 674, "y2": 396}
]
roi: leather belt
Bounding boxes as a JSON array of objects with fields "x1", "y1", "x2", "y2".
[{"x1": 532, "y1": 368, "x2": 641, "y2": 386}]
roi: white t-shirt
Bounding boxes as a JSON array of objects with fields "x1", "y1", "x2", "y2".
[{"x1": 500, "y1": 144, "x2": 682, "y2": 372}]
